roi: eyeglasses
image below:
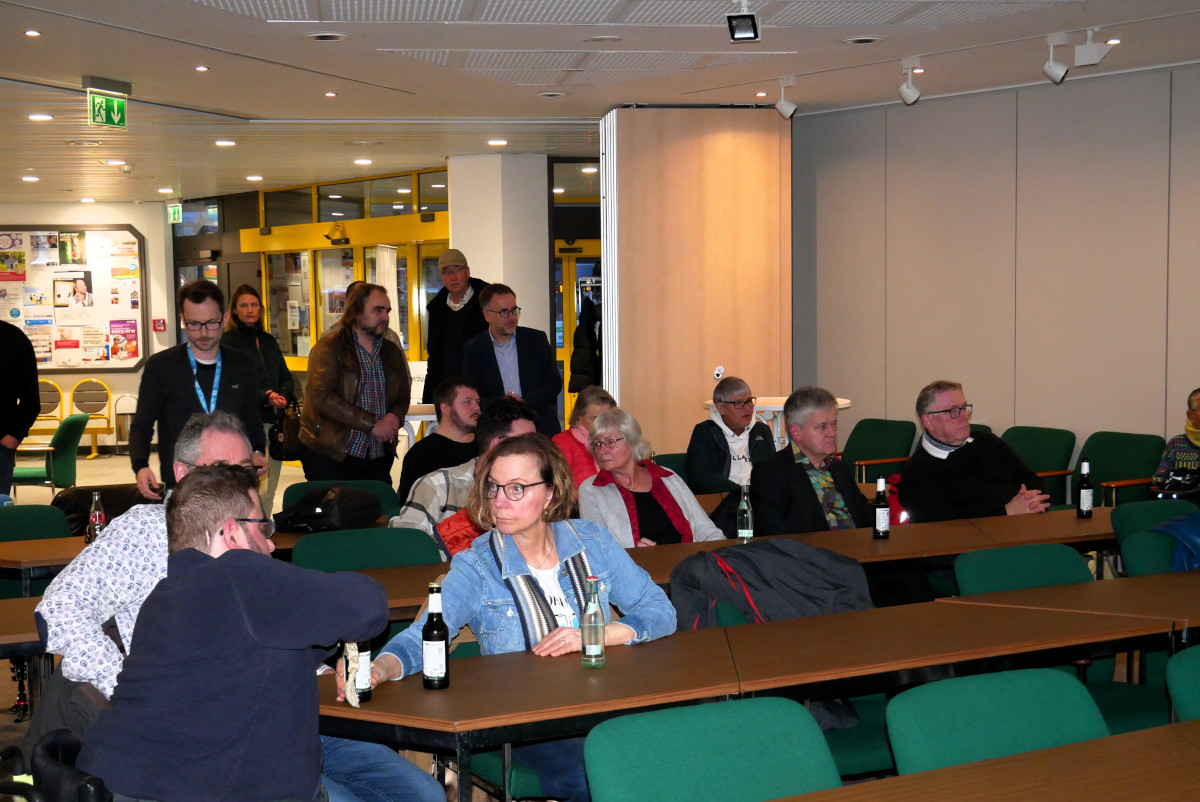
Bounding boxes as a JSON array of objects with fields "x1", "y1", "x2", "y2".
[
  {"x1": 590, "y1": 437, "x2": 626, "y2": 452},
  {"x1": 184, "y1": 319, "x2": 222, "y2": 331},
  {"x1": 489, "y1": 306, "x2": 521, "y2": 319},
  {"x1": 718, "y1": 397, "x2": 756, "y2": 410},
  {"x1": 234, "y1": 518, "x2": 276, "y2": 538},
  {"x1": 485, "y1": 480, "x2": 547, "y2": 501},
  {"x1": 926, "y1": 403, "x2": 973, "y2": 420}
]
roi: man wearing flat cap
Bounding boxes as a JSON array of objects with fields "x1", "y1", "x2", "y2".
[{"x1": 423, "y1": 248, "x2": 489, "y2": 403}]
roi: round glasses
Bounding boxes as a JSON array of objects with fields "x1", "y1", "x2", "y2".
[{"x1": 485, "y1": 480, "x2": 547, "y2": 501}]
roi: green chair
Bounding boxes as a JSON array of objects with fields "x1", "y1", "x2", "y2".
[
  {"x1": 954, "y1": 544, "x2": 1171, "y2": 734},
  {"x1": 11, "y1": 413, "x2": 90, "y2": 501},
  {"x1": 1166, "y1": 646, "x2": 1200, "y2": 721},
  {"x1": 0, "y1": 505, "x2": 73, "y2": 598},
  {"x1": 585, "y1": 697, "x2": 841, "y2": 801},
  {"x1": 839, "y1": 418, "x2": 917, "y2": 484},
  {"x1": 1120, "y1": 530, "x2": 1176, "y2": 577},
  {"x1": 1111, "y1": 499, "x2": 1196, "y2": 548},
  {"x1": 968, "y1": 422, "x2": 992, "y2": 435},
  {"x1": 1073, "y1": 431, "x2": 1166, "y2": 507},
  {"x1": 280, "y1": 479, "x2": 400, "y2": 518},
  {"x1": 291, "y1": 527, "x2": 440, "y2": 571},
  {"x1": 1001, "y1": 425, "x2": 1077, "y2": 506},
  {"x1": 886, "y1": 668, "x2": 1109, "y2": 774},
  {"x1": 651, "y1": 452, "x2": 688, "y2": 484}
]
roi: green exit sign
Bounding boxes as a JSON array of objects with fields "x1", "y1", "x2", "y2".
[
  {"x1": 87, "y1": 89, "x2": 127, "y2": 129},
  {"x1": 167, "y1": 203, "x2": 183, "y2": 224}
]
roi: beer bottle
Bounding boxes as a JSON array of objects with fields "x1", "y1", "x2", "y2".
[
  {"x1": 422, "y1": 582, "x2": 449, "y2": 690},
  {"x1": 1077, "y1": 459, "x2": 1094, "y2": 519},
  {"x1": 86, "y1": 491, "x2": 106, "y2": 544},
  {"x1": 872, "y1": 477, "x2": 890, "y2": 539},
  {"x1": 736, "y1": 485, "x2": 754, "y2": 544}
]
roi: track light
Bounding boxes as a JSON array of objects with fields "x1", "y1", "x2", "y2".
[
  {"x1": 775, "y1": 76, "x2": 797, "y2": 119},
  {"x1": 898, "y1": 57, "x2": 921, "y2": 106},
  {"x1": 1043, "y1": 33, "x2": 1069, "y2": 84},
  {"x1": 1075, "y1": 28, "x2": 1115, "y2": 67},
  {"x1": 726, "y1": 0, "x2": 760, "y2": 43}
]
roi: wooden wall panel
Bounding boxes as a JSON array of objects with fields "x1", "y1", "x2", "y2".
[
  {"x1": 1166, "y1": 66, "x2": 1200, "y2": 437},
  {"x1": 614, "y1": 108, "x2": 791, "y2": 454}
]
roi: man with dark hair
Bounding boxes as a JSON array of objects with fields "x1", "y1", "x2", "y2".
[
  {"x1": 77, "y1": 464, "x2": 408, "y2": 802},
  {"x1": 0, "y1": 318, "x2": 39, "y2": 497},
  {"x1": 130, "y1": 280, "x2": 265, "y2": 499},
  {"x1": 463, "y1": 282, "x2": 562, "y2": 436},
  {"x1": 1154, "y1": 387, "x2": 1200, "y2": 484},
  {"x1": 300, "y1": 282, "x2": 411, "y2": 482},
  {"x1": 899, "y1": 380, "x2": 1048, "y2": 522},
  {"x1": 391, "y1": 396, "x2": 537, "y2": 552},
  {"x1": 397, "y1": 378, "x2": 481, "y2": 501},
  {"x1": 750, "y1": 386, "x2": 871, "y2": 536},
  {"x1": 422, "y1": 249, "x2": 489, "y2": 403}
]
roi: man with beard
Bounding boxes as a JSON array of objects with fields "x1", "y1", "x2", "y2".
[
  {"x1": 299, "y1": 283, "x2": 411, "y2": 483},
  {"x1": 397, "y1": 378, "x2": 481, "y2": 502}
]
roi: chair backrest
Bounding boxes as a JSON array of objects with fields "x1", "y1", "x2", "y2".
[
  {"x1": 839, "y1": 418, "x2": 917, "y2": 484},
  {"x1": 886, "y1": 669, "x2": 1110, "y2": 774},
  {"x1": 70, "y1": 378, "x2": 110, "y2": 420},
  {"x1": 1001, "y1": 425, "x2": 1077, "y2": 506},
  {"x1": 1120, "y1": 530, "x2": 1176, "y2": 577},
  {"x1": 585, "y1": 697, "x2": 841, "y2": 801},
  {"x1": 37, "y1": 380, "x2": 63, "y2": 422},
  {"x1": 968, "y1": 422, "x2": 992, "y2": 435},
  {"x1": 651, "y1": 452, "x2": 688, "y2": 484},
  {"x1": 292, "y1": 527, "x2": 441, "y2": 571},
  {"x1": 31, "y1": 729, "x2": 109, "y2": 802},
  {"x1": 0, "y1": 505, "x2": 73, "y2": 543},
  {"x1": 1166, "y1": 645, "x2": 1200, "y2": 722},
  {"x1": 47, "y1": 414, "x2": 91, "y2": 489},
  {"x1": 1110, "y1": 499, "x2": 1197, "y2": 546},
  {"x1": 1074, "y1": 431, "x2": 1166, "y2": 506},
  {"x1": 281, "y1": 480, "x2": 400, "y2": 517},
  {"x1": 954, "y1": 543, "x2": 1093, "y2": 595}
]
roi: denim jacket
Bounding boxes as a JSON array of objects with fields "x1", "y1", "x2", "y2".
[{"x1": 380, "y1": 518, "x2": 676, "y2": 676}]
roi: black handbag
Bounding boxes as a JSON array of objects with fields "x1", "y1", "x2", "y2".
[
  {"x1": 273, "y1": 485, "x2": 383, "y2": 533},
  {"x1": 268, "y1": 403, "x2": 302, "y2": 462}
]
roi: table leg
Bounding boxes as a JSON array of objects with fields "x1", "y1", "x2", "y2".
[
  {"x1": 21, "y1": 569, "x2": 31, "y2": 599},
  {"x1": 456, "y1": 736, "x2": 472, "y2": 802},
  {"x1": 503, "y1": 743, "x2": 513, "y2": 802}
]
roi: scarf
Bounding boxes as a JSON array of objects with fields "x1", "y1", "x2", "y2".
[
  {"x1": 592, "y1": 459, "x2": 694, "y2": 546},
  {"x1": 488, "y1": 522, "x2": 594, "y2": 651},
  {"x1": 1186, "y1": 419, "x2": 1200, "y2": 448}
]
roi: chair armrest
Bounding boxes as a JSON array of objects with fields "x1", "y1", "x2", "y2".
[
  {"x1": 854, "y1": 457, "x2": 909, "y2": 483},
  {"x1": 1037, "y1": 469, "x2": 1073, "y2": 478},
  {"x1": 15, "y1": 444, "x2": 54, "y2": 454},
  {"x1": 1100, "y1": 477, "x2": 1152, "y2": 507}
]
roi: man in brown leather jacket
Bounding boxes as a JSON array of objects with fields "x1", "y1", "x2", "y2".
[{"x1": 299, "y1": 283, "x2": 411, "y2": 482}]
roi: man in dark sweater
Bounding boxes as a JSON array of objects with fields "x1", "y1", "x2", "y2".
[
  {"x1": 78, "y1": 464, "x2": 404, "y2": 802},
  {"x1": 0, "y1": 319, "x2": 39, "y2": 496},
  {"x1": 422, "y1": 248, "x2": 489, "y2": 403},
  {"x1": 898, "y1": 380, "x2": 1049, "y2": 522},
  {"x1": 130, "y1": 280, "x2": 264, "y2": 499},
  {"x1": 398, "y1": 378, "x2": 480, "y2": 502}
]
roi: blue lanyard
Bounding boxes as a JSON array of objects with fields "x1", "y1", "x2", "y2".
[{"x1": 186, "y1": 344, "x2": 222, "y2": 413}]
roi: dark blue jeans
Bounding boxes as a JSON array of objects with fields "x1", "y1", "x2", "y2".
[{"x1": 513, "y1": 737, "x2": 590, "y2": 802}]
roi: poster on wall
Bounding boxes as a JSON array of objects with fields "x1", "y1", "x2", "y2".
[{"x1": 0, "y1": 225, "x2": 146, "y2": 372}]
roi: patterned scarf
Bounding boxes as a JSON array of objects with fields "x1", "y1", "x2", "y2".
[{"x1": 488, "y1": 521, "x2": 594, "y2": 651}]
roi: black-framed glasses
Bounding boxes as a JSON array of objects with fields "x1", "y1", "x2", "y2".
[
  {"x1": 489, "y1": 306, "x2": 521, "y2": 319},
  {"x1": 926, "y1": 403, "x2": 973, "y2": 420},
  {"x1": 718, "y1": 397, "x2": 757, "y2": 410},
  {"x1": 485, "y1": 480, "x2": 547, "y2": 501},
  {"x1": 234, "y1": 518, "x2": 276, "y2": 538},
  {"x1": 590, "y1": 437, "x2": 626, "y2": 452},
  {"x1": 184, "y1": 319, "x2": 222, "y2": 331}
]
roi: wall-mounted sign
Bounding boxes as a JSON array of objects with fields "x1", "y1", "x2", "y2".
[
  {"x1": 87, "y1": 89, "x2": 127, "y2": 129},
  {"x1": 167, "y1": 203, "x2": 183, "y2": 224}
]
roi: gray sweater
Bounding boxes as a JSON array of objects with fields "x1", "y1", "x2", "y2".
[{"x1": 578, "y1": 471, "x2": 724, "y2": 548}]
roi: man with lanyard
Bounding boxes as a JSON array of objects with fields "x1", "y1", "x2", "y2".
[
  {"x1": 130, "y1": 280, "x2": 265, "y2": 500},
  {"x1": 299, "y1": 282, "x2": 411, "y2": 482}
]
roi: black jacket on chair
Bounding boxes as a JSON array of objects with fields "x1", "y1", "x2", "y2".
[{"x1": 749, "y1": 447, "x2": 871, "y2": 536}]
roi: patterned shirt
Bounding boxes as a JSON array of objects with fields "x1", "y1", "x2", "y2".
[
  {"x1": 391, "y1": 458, "x2": 477, "y2": 553},
  {"x1": 1155, "y1": 434, "x2": 1200, "y2": 484},
  {"x1": 347, "y1": 335, "x2": 388, "y2": 460},
  {"x1": 793, "y1": 444, "x2": 854, "y2": 530},
  {"x1": 35, "y1": 504, "x2": 168, "y2": 699}
]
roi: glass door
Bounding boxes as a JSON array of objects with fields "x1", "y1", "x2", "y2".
[
  {"x1": 264, "y1": 251, "x2": 311, "y2": 357},
  {"x1": 315, "y1": 248, "x2": 356, "y2": 335}
]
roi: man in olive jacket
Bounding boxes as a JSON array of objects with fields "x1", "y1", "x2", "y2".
[{"x1": 299, "y1": 283, "x2": 411, "y2": 483}]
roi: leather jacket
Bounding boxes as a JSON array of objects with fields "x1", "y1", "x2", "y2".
[{"x1": 299, "y1": 326, "x2": 411, "y2": 462}]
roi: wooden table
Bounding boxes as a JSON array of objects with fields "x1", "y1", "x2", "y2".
[
  {"x1": 319, "y1": 627, "x2": 738, "y2": 802},
  {"x1": 357, "y1": 564, "x2": 449, "y2": 610},
  {"x1": 0, "y1": 596, "x2": 44, "y2": 659},
  {"x1": 792, "y1": 518, "x2": 991, "y2": 565},
  {"x1": 0, "y1": 537, "x2": 86, "y2": 596},
  {"x1": 969, "y1": 506, "x2": 1114, "y2": 549},
  {"x1": 787, "y1": 719, "x2": 1200, "y2": 801}
]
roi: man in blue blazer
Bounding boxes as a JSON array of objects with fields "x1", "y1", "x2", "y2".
[{"x1": 462, "y1": 283, "x2": 562, "y2": 436}]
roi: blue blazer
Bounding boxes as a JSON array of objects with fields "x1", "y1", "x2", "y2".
[{"x1": 462, "y1": 326, "x2": 563, "y2": 435}]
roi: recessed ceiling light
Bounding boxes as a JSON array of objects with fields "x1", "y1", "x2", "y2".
[
  {"x1": 584, "y1": 35, "x2": 622, "y2": 43},
  {"x1": 328, "y1": 194, "x2": 342, "y2": 199},
  {"x1": 553, "y1": 187, "x2": 565, "y2": 194},
  {"x1": 158, "y1": 188, "x2": 173, "y2": 194},
  {"x1": 28, "y1": 113, "x2": 53, "y2": 121},
  {"x1": 331, "y1": 212, "x2": 344, "y2": 216},
  {"x1": 431, "y1": 183, "x2": 445, "y2": 188},
  {"x1": 105, "y1": 159, "x2": 126, "y2": 166},
  {"x1": 488, "y1": 139, "x2": 508, "y2": 146},
  {"x1": 842, "y1": 35, "x2": 883, "y2": 46},
  {"x1": 755, "y1": 92, "x2": 767, "y2": 98},
  {"x1": 581, "y1": 166, "x2": 598, "y2": 174},
  {"x1": 420, "y1": 206, "x2": 428, "y2": 210},
  {"x1": 215, "y1": 139, "x2": 236, "y2": 147},
  {"x1": 392, "y1": 204, "x2": 404, "y2": 209},
  {"x1": 536, "y1": 91, "x2": 568, "y2": 98},
  {"x1": 246, "y1": 175, "x2": 263, "y2": 181},
  {"x1": 195, "y1": 65, "x2": 209, "y2": 72},
  {"x1": 80, "y1": 198, "x2": 95, "y2": 203},
  {"x1": 306, "y1": 32, "x2": 349, "y2": 42},
  {"x1": 354, "y1": 158, "x2": 372, "y2": 165},
  {"x1": 1107, "y1": 37, "x2": 1121, "y2": 45},
  {"x1": 325, "y1": 92, "x2": 337, "y2": 97},
  {"x1": 396, "y1": 188, "x2": 411, "y2": 194},
  {"x1": 25, "y1": 30, "x2": 40, "y2": 37},
  {"x1": 22, "y1": 176, "x2": 39, "y2": 182},
  {"x1": 912, "y1": 67, "x2": 925, "y2": 74},
  {"x1": 69, "y1": 140, "x2": 101, "y2": 146}
]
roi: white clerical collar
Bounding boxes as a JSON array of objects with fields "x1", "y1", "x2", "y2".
[{"x1": 921, "y1": 432, "x2": 972, "y2": 460}]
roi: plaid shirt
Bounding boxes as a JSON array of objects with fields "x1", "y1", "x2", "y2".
[
  {"x1": 347, "y1": 335, "x2": 388, "y2": 460},
  {"x1": 391, "y1": 458, "x2": 477, "y2": 545},
  {"x1": 793, "y1": 444, "x2": 854, "y2": 530}
]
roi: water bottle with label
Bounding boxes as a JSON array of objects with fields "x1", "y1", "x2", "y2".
[{"x1": 581, "y1": 576, "x2": 606, "y2": 669}]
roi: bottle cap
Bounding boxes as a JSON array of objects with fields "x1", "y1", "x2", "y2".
[{"x1": 428, "y1": 582, "x2": 441, "y2": 592}]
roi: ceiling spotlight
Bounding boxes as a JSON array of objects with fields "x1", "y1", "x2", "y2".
[
  {"x1": 328, "y1": 194, "x2": 342, "y2": 199},
  {"x1": 80, "y1": 198, "x2": 95, "y2": 203},
  {"x1": 1075, "y1": 28, "x2": 1115, "y2": 67},
  {"x1": 25, "y1": 30, "x2": 41, "y2": 37},
  {"x1": 488, "y1": 139, "x2": 508, "y2": 146},
  {"x1": 325, "y1": 92, "x2": 337, "y2": 97},
  {"x1": 246, "y1": 175, "x2": 263, "y2": 181},
  {"x1": 581, "y1": 166, "x2": 598, "y2": 174},
  {"x1": 397, "y1": 188, "x2": 411, "y2": 194},
  {"x1": 1044, "y1": 33, "x2": 1069, "y2": 84},
  {"x1": 28, "y1": 113, "x2": 53, "y2": 121},
  {"x1": 215, "y1": 140, "x2": 236, "y2": 147},
  {"x1": 21, "y1": 176, "x2": 39, "y2": 182},
  {"x1": 431, "y1": 183, "x2": 446, "y2": 188},
  {"x1": 726, "y1": 0, "x2": 760, "y2": 43},
  {"x1": 105, "y1": 159, "x2": 126, "y2": 166},
  {"x1": 898, "y1": 57, "x2": 921, "y2": 105},
  {"x1": 553, "y1": 188, "x2": 565, "y2": 194},
  {"x1": 157, "y1": 188, "x2": 173, "y2": 194},
  {"x1": 354, "y1": 158, "x2": 372, "y2": 165},
  {"x1": 195, "y1": 65, "x2": 209, "y2": 72},
  {"x1": 775, "y1": 76, "x2": 797, "y2": 119},
  {"x1": 755, "y1": 91, "x2": 767, "y2": 97}
]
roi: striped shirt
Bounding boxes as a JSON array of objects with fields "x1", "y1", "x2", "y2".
[{"x1": 347, "y1": 335, "x2": 387, "y2": 460}]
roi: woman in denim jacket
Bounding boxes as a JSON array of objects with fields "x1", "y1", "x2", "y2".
[{"x1": 366, "y1": 433, "x2": 675, "y2": 800}]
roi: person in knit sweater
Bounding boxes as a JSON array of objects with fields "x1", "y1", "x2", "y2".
[{"x1": 1154, "y1": 387, "x2": 1200, "y2": 484}]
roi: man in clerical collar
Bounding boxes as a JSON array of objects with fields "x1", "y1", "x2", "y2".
[
  {"x1": 749, "y1": 386, "x2": 871, "y2": 536},
  {"x1": 898, "y1": 380, "x2": 1048, "y2": 523}
]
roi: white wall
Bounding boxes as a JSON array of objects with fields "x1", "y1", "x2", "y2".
[
  {"x1": 793, "y1": 64, "x2": 1200, "y2": 454},
  {"x1": 0, "y1": 201, "x2": 172, "y2": 446}
]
